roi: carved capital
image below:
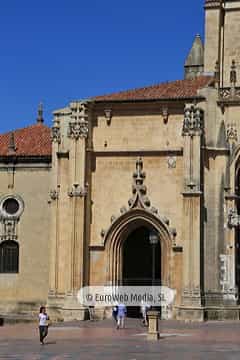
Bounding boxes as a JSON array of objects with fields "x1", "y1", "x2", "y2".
[
  {"x1": 182, "y1": 104, "x2": 204, "y2": 136},
  {"x1": 51, "y1": 119, "x2": 61, "y2": 143},
  {"x1": 68, "y1": 101, "x2": 89, "y2": 140},
  {"x1": 68, "y1": 183, "x2": 88, "y2": 198}
]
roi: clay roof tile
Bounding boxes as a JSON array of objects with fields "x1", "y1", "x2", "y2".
[
  {"x1": 93, "y1": 76, "x2": 214, "y2": 102},
  {"x1": 0, "y1": 123, "x2": 51, "y2": 157}
]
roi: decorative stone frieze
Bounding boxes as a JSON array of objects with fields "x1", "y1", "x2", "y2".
[
  {"x1": 182, "y1": 104, "x2": 204, "y2": 135},
  {"x1": 51, "y1": 119, "x2": 61, "y2": 144},
  {"x1": 219, "y1": 88, "x2": 240, "y2": 100},
  {"x1": 68, "y1": 183, "x2": 88, "y2": 198},
  {"x1": 218, "y1": 61, "x2": 240, "y2": 112},
  {"x1": 68, "y1": 101, "x2": 89, "y2": 140}
]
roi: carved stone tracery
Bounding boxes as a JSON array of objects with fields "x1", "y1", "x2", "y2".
[
  {"x1": 51, "y1": 119, "x2": 61, "y2": 144},
  {"x1": 68, "y1": 102, "x2": 89, "y2": 140},
  {"x1": 182, "y1": 104, "x2": 204, "y2": 135},
  {"x1": 0, "y1": 219, "x2": 18, "y2": 241}
]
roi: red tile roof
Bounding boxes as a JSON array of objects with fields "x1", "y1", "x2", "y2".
[
  {"x1": 0, "y1": 123, "x2": 51, "y2": 157},
  {"x1": 93, "y1": 76, "x2": 214, "y2": 102}
]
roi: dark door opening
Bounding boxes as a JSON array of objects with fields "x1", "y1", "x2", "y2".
[{"x1": 122, "y1": 226, "x2": 161, "y2": 317}]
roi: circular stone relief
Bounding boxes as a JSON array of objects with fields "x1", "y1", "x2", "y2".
[
  {"x1": 3, "y1": 198, "x2": 20, "y2": 215},
  {"x1": 0, "y1": 195, "x2": 24, "y2": 219}
]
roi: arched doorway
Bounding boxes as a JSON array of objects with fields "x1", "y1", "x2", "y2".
[
  {"x1": 122, "y1": 226, "x2": 161, "y2": 287},
  {"x1": 122, "y1": 226, "x2": 161, "y2": 317},
  {"x1": 105, "y1": 209, "x2": 171, "y2": 289}
]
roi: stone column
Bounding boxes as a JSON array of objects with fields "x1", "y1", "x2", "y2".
[
  {"x1": 62, "y1": 101, "x2": 90, "y2": 320},
  {"x1": 47, "y1": 117, "x2": 62, "y2": 316},
  {"x1": 224, "y1": 194, "x2": 239, "y2": 305},
  {"x1": 178, "y1": 104, "x2": 204, "y2": 320}
]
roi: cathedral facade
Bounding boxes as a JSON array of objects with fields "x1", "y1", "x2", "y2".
[{"x1": 1, "y1": 0, "x2": 240, "y2": 321}]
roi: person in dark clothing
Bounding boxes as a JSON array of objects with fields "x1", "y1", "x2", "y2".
[{"x1": 112, "y1": 305, "x2": 118, "y2": 323}]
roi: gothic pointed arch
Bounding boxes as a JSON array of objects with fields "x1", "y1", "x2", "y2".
[
  {"x1": 101, "y1": 157, "x2": 177, "y2": 246},
  {"x1": 100, "y1": 158, "x2": 177, "y2": 287}
]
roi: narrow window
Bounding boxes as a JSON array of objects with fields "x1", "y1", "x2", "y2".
[{"x1": 0, "y1": 241, "x2": 19, "y2": 273}]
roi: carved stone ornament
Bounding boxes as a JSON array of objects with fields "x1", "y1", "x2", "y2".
[
  {"x1": 68, "y1": 101, "x2": 89, "y2": 140},
  {"x1": 167, "y1": 156, "x2": 176, "y2": 169},
  {"x1": 104, "y1": 109, "x2": 112, "y2": 126},
  {"x1": 68, "y1": 183, "x2": 88, "y2": 198},
  {"x1": 49, "y1": 189, "x2": 59, "y2": 201},
  {"x1": 101, "y1": 158, "x2": 176, "y2": 244},
  {"x1": 228, "y1": 208, "x2": 240, "y2": 228},
  {"x1": 162, "y1": 107, "x2": 169, "y2": 124},
  {"x1": 226, "y1": 124, "x2": 238, "y2": 142},
  {"x1": 218, "y1": 60, "x2": 240, "y2": 108},
  {"x1": 51, "y1": 119, "x2": 61, "y2": 143},
  {"x1": 0, "y1": 219, "x2": 18, "y2": 241},
  {"x1": 219, "y1": 88, "x2": 240, "y2": 100},
  {"x1": 182, "y1": 104, "x2": 204, "y2": 135},
  {"x1": 127, "y1": 158, "x2": 151, "y2": 209},
  {"x1": 0, "y1": 195, "x2": 24, "y2": 242}
]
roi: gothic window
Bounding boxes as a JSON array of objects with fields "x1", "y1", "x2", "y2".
[{"x1": 0, "y1": 241, "x2": 19, "y2": 273}]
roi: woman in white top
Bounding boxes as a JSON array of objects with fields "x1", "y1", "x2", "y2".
[{"x1": 38, "y1": 306, "x2": 50, "y2": 344}]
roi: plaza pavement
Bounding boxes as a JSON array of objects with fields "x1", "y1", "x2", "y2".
[{"x1": 1, "y1": 318, "x2": 240, "y2": 359}]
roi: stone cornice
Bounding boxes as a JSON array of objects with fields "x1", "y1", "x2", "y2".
[
  {"x1": 90, "y1": 149, "x2": 183, "y2": 156},
  {"x1": 0, "y1": 155, "x2": 51, "y2": 164},
  {"x1": 205, "y1": 1, "x2": 220, "y2": 9}
]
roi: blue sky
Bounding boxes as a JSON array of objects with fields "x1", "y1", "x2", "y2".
[{"x1": 0, "y1": 0, "x2": 204, "y2": 133}]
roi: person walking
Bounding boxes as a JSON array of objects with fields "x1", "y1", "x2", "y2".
[
  {"x1": 116, "y1": 303, "x2": 127, "y2": 329},
  {"x1": 140, "y1": 301, "x2": 151, "y2": 327},
  {"x1": 38, "y1": 306, "x2": 50, "y2": 345},
  {"x1": 112, "y1": 305, "x2": 118, "y2": 323}
]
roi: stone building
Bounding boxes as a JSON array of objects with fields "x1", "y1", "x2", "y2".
[{"x1": 1, "y1": 0, "x2": 240, "y2": 321}]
